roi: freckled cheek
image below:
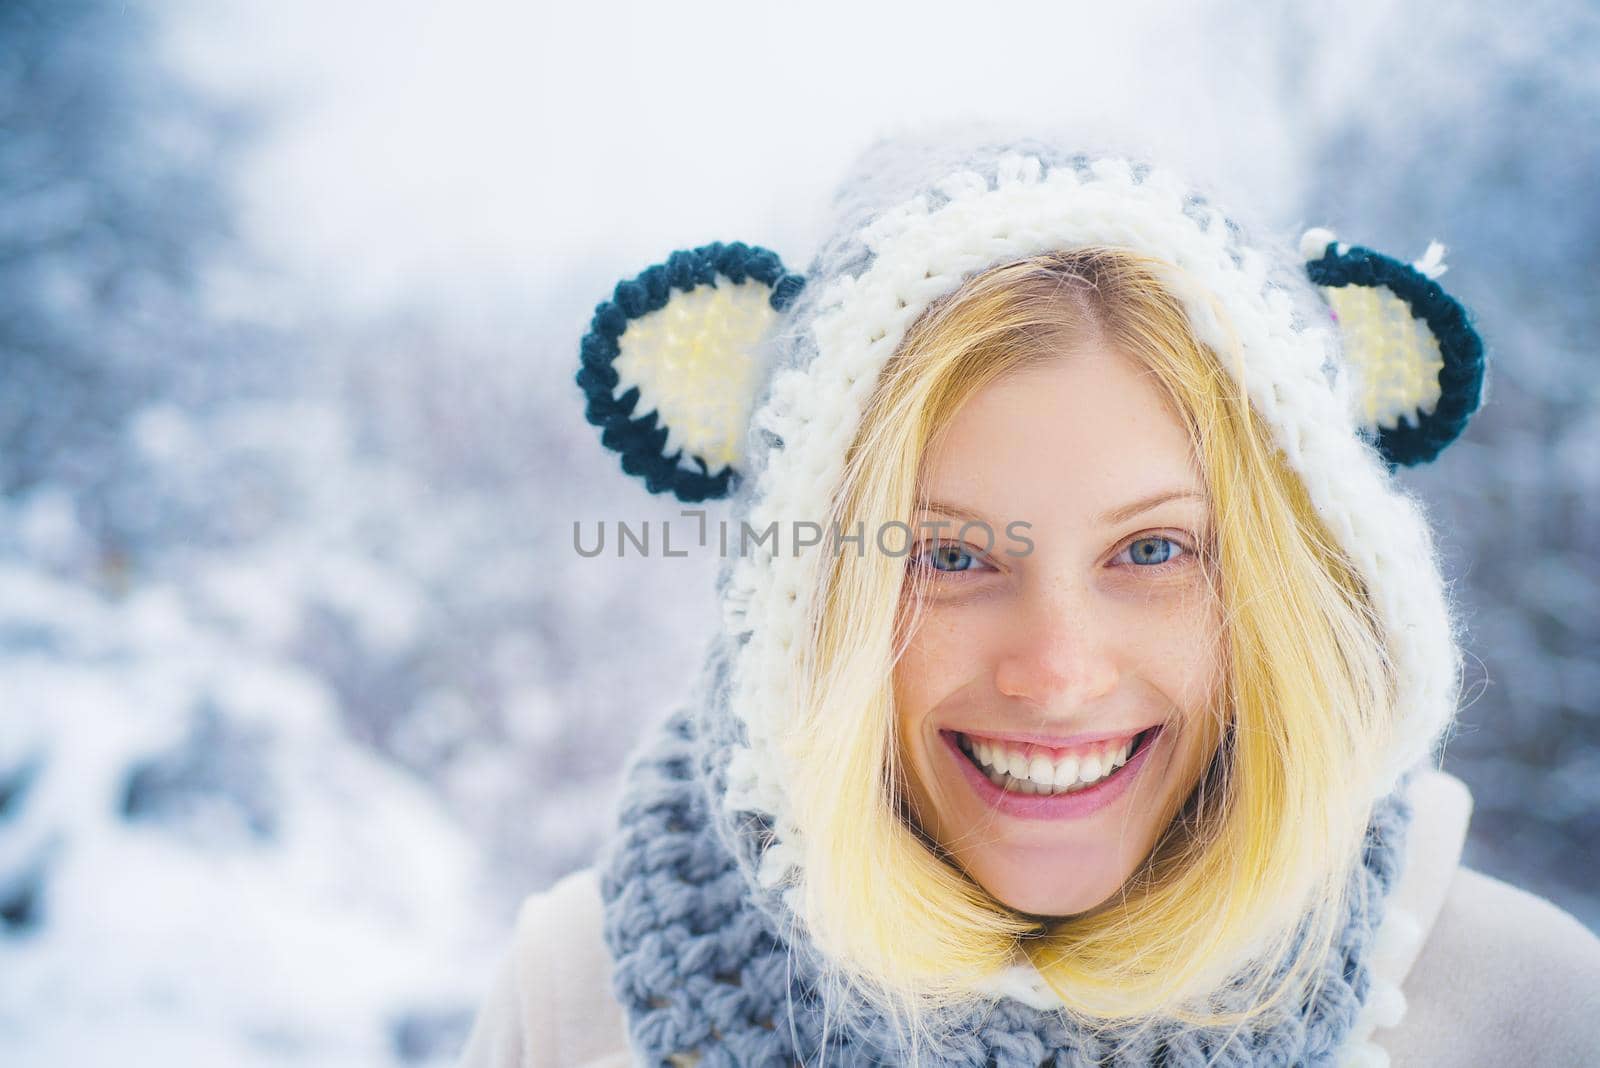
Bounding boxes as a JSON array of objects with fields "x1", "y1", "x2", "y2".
[
  {"x1": 1158, "y1": 596, "x2": 1227, "y2": 761},
  {"x1": 892, "y1": 610, "x2": 980, "y2": 773},
  {"x1": 891, "y1": 630, "x2": 945, "y2": 831},
  {"x1": 1190, "y1": 596, "x2": 1226, "y2": 696},
  {"x1": 1119, "y1": 589, "x2": 1223, "y2": 710},
  {"x1": 894, "y1": 609, "x2": 972, "y2": 698}
]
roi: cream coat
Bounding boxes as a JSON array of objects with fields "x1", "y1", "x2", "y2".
[{"x1": 457, "y1": 769, "x2": 1600, "y2": 1067}]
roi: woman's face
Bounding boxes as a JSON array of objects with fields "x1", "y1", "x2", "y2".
[{"x1": 892, "y1": 343, "x2": 1224, "y2": 918}]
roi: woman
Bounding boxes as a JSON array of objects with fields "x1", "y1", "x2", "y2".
[{"x1": 459, "y1": 132, "x2": 1600, "y2": 1066}]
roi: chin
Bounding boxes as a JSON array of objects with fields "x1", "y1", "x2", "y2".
[{"x1": 971, "y1": 859, "x2": 1126, "y2": 919}]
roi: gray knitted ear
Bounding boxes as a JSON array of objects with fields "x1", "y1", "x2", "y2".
[
  {"x1": 1301, "y1": 228, "x2": 1487, "y2": 468},
  {"x1": 575, "y1": 242, "x2": 805, "y2": 503}
]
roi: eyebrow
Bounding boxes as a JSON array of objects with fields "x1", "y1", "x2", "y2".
[
  {"x1": 920, "y1": 488, "x2": 1207, "y2": 528},
  {"x1": 1095, "y1": 488, "x2": 1208, "y2": 526},
  {"x1": 917, "y1": 501, "x2": 993, "y2": 529}
]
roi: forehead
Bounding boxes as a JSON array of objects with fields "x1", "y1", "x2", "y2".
[{"x1": 919, "y1": 346, "x2": 1202, "y2": 510}]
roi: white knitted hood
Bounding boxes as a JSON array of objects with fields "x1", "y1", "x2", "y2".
[{"x1": 575, "y1": 126, "x2": 1487, "y2": 903}]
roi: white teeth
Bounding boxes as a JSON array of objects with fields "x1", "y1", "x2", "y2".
[
  {"x1": 961, "y1": 732, "x2": 1144, "y2": 795},
  {"x1": 1052, "y1": 756, "x2": 1079, "y2": 789}
]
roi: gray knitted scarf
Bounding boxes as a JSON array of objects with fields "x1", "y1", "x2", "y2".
[{"x1": 597, "y1": 631, "x2": 1414, "y2": 1067}]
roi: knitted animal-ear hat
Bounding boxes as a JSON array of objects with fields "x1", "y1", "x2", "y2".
[{"x1": 577, "y1": 126, "x2": 1485, "y2": 925}]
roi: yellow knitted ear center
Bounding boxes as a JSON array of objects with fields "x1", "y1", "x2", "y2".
[
  {"x1": 1325, "y1": 284, "x2": 1446, "y2": 431},
  {"x1": 613, "y1": 281, "x2": 779, "y2": 473}
]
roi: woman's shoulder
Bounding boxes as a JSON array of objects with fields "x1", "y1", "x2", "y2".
[
  {"x1": 514, "y1": 865, "x2": 609, "y2": 949},
  {"x1": 456, "y1": 867, "x2": 631, "y2": 1068},
  {"x1": 1381, "y1": 864, "x2": 1600, "y2": 1064}
]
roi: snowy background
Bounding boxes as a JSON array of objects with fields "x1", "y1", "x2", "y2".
[{"x1": 1, "y1": 0, "x2": 1596, "y2": 1064}]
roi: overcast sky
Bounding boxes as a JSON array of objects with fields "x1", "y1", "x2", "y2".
[{"x1": 161, "y1": 1, "x2": 1385, "y2": 329}]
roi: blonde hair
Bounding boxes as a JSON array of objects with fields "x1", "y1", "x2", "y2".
[{"x1": 778, "y1": 248, "x2": 1399, "y2": 1051}]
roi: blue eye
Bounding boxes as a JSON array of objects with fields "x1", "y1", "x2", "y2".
[
  {"x1": 912, "y1": 541, "x2": 989, "y2": 575},
  {"x1": 1119, "y1": 536, "x2": 1187, "y2": 567}
]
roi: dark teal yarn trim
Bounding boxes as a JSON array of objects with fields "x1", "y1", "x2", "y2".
[
  {"x1": 576, "y1": 242, "x2": 806, "y2": 503},
  {"x1": 1305, "y1": 241, "x2": 1486, "y2": 469}
]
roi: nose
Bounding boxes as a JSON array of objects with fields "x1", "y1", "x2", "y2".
[{"x1": 993, "y1": 585, "x2": 1119, "y2": 711}]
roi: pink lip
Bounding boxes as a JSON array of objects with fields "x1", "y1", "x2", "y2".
[
  {"x1": 954, "y1": 726, "x2": 1150, "y2": 754},
  {"x1": 940, "y1": 726, "x2": 1161, "y2": 821}
]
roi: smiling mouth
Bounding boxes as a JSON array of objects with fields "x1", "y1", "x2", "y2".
[{"x1": 953, "y1": 726, "x2": 1161, "y2": 796}]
